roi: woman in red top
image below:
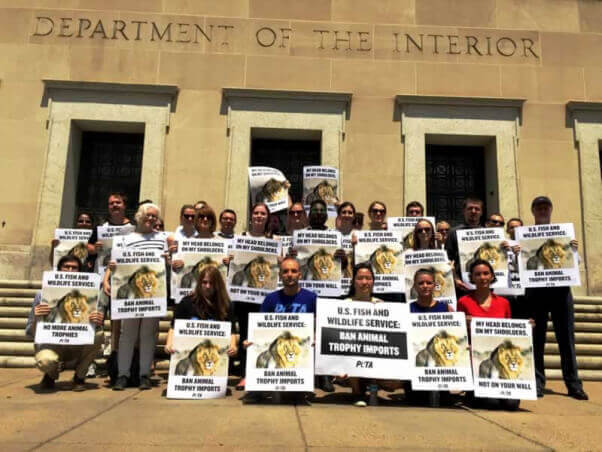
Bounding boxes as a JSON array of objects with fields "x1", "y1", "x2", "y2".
[{"x1": 458, "y1": 259, "x2": 519, "y2": 411}]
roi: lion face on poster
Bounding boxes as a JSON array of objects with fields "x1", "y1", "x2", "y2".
[
  {"x1": 67, "y1": 242, "x2": 88, "y2": 261},
  {"x1": 306, "y1": 248, "x2": 337, "y2": 280},
  {"x1": 117, "y1": 266, "x2": 161, "y2": 299},
  {"x1": 537, "y1": 239, "x2": 569, "y2": 269},
  {"x1": 256, "y1": 178, "x2": 290, "y2": 203},
  {"x1": 370, "y1": 245, "x2": 399, "y2": 274},
  {"x1": 306, "y1": 181, "x2": 339, "y2": 205},
  {"x1": 479, "y1": 341, "x2": 527, "y2": 380},
  {"x1": 403, "y1": 232, "x2": 414, "y2": 250},
  {"x1": 474, "y1": 243, "x2": 503, "y2": 268},
  {"x1": 175, "y1": 340, "x2": 227, "y2": 377},
  {"x1": 433, "y1": 270, "x2": 448, "y2": 298},
  {"x1": 342, "y1": 251, "x2": 353, "y2": 278},
  {"x1": 56, "y1": 290, "x2": 90, "y2": 323},
  {"x1": 256, "y1": 331, "x2": 310, "y2": 369},
  {"x1": 181, "y1": 257, "x2": 220, "y2": 289},
  {"x1": 415, "y1": 331, "x2": 461, "y2": 367}
]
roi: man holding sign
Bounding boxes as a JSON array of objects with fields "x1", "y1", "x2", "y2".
[
  {"x1": 26, "y1": 255, "x2": 104, "y2": 392},
  {"x1": 522, "y1": 196, "x2": 587, "y2": 400}
]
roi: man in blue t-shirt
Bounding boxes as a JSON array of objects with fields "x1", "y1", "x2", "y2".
[{"x1": 260, "y1": 257, "x2": 316, "y2": 314}]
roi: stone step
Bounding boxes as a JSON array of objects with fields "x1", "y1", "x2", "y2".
[
  {"x1": 0, "y1": 329, "x2": 32, "y2": 342},
  {"x1": 0, "y1": 280, "x2": 42, "y2": 290},
  {"x1": 573, "y1": 313, "x2": 602, "y2": 322},
  {"x1": 0, "y1": 355, "x2": 36, "y2": 367},
  {"x1": 547, "y1": 323, "x2": 602, "y2": 333},
  {"x1": 0, "y1": 318, "x2": 27, "y2": 329},
  {"x1": 0, "y1": 288, "x2": 39, "y2": 298},
  {"x1": 545, "y1": 343, "x2": 602, "y2": 356},
  {"x1": 544, "y1": 355, "x2": 602, "y2": 370},
  {"x1": 0, "y1": 298, "x2": 35, "y2": 307},
  {"x1": 574, "y1": 304, "x2": 602, "y2": 313},
  {"x1": 546, "y1": 369, "x2": 602, "y2": 381},
  {"x1": 547, "y1": 332, "x2": 602, "y2": 344},
  {"x1": 573, "y1": 296, "x2": 602, "y2": 305},
  {"x1": 0, "y1": 307, "x2": 31, "y2": 317}
]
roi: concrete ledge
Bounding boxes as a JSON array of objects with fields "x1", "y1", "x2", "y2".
[
  {"x1": 0, "y1": 280, "x2": 41, "y2": 290},
  {"x1": 545, "y1": 355, "x2": 602, "y2": 370}
]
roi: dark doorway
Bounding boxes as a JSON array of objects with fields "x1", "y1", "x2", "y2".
[
  {"x1": 251, "y1": 135, "x2": 321, "y2": 234},
  {"x1": 76, "y1": 132, "x2": 144, "y2": 222},
  {"x1": 426, "y1": 145, "x2": 486, "y2": 227}
]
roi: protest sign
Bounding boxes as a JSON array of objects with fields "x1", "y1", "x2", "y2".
[
  {"x1": 387, "y1": 216, "x2": 437, "y2": 249},
  {"x1": 354, "y1": 230, "x2": 404, "y2": 293},
  {"x1": 249, "y1": 166, "x2": 290, "y2": 213},
  {"x1": 171, "y1": 239, "x2": 228, "y2": 303},
  {"x1": 496, "y1": 241, "x2": 525, "y2": 297},
  {"x1": 315, "y1": 299, "x2": 410, "y2": 379},
  {"x1": 515, "y1": 223, "x2": 580, "y2": 288},
  {"x1": 341, "y1": 233, "x2": 353, "y2": 295},
  {"x1": 246, "y1": 313, "x2": 314, "y2": 392},
  {"x1": 35, "y1": 271, "x2": 101, "y2": 345},
  {"x1": 409, "y1": 312, "x2": 473, "y2": 391},
  {"x1": 457, "y1": 228, "x2": 508, "y2": 289},
  {"x1": 404, "y1": 250, "x2": 456, "y2": 309},
  {"x1": 302, "y1": 166, "x2": 339, "y2": 217},
  {"x1": 167, "y1": 319, "x2": 231, "y2": 399},
  {"x1": 110, "y1": 248, "x2": 167, "y2": 319},
  {"x1": 227, "y1": 236, "x2": 281, "y2": 304},
  {"x1": 96, "y1": 224, "x2": 135, "y2": 274},
  {"x1": 293, "y1": 230, "x2": 342, "y2": 297},
  {"x1": 52, "y1": 228, "x2": 92, "y2": 267},
  {"x1": 471, "y1": 318, "x2": 536, "y2": 400}
]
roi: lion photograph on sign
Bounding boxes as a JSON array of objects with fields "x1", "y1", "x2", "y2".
[
  {"x1": 251, "y1": 330, "x2": 311, "y2": 369},
  {"x1": 412, "y1": 329, "x2": 469, "y2": 368},
  {"x1": 42, "y1": 287, "x2": 98, "y2": 324},
  {"x1": 179, "y1": 256, "x2": 227, "y2": 288},
  {"x1": 113, "y1": 264, "x2": 166, "y2": 300},
  {"x1": 174, "y1": 338, "x2": 230, "y2": 377},
  {"x1": 229, "y1": 253, "x2": 279, "y2": 290},
  {"x1": 472, "y1": 336, "x2": 533, "y2": 380},
  {"x1": 299, "y1": 248, "x2": 341, "y2": 281},
  {"x1": 359, "y1": 244, "x2": 403, "y2": 275},
  {"x1": 303, "y1": 179, "x2": 339, "y2": 207},
  {"x1": 521, "y1": 238, "x2": 574, "y2": 270}
]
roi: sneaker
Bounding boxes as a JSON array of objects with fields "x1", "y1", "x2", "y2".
[
  {"x1": 139, "y1": 375, "x2": 152, "y2": 390},
  {"x1": 353, "y1": 399, "x2": 367, "y2": 407},
  {"x1": 318, "y1": 376, "x2": 335, "y2": 393},
  {"x1": 568, "y1": 389, "x2": 589, "y2": 400},
  {"x1": 113, "y1": 375, "x2": 128, "y2": 391},
  {"x1": 40, "y1": 374, "x2": 55, "y2": 390},
  {"x1": 72, "y1": 376, "x2": 86, "y2": 392},
  {"x1": 86, "y1": 363, "x2": 96, "y2": 378}
]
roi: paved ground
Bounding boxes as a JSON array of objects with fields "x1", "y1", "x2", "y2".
[{"x1": 1, "y1": 369, "x2": 601, "y2": 451}]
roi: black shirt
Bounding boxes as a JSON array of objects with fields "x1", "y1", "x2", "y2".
[{"x1": 172, "y1": 295, "x2": 237, "y2": 327}]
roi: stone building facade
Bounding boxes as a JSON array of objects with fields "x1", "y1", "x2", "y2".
[{"x1": 0, "y1": 1, "x2": 600, "y2": 294}]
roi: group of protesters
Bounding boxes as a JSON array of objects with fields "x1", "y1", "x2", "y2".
[{"x1": 26, "y1": 190, "x2": 588, "y2": 407}]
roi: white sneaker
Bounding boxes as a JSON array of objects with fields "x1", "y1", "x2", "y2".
[{"x1": 354, "y1": 399, "x2": 367, "y2": 407}]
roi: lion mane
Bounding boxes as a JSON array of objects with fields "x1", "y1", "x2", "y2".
[
  {"x1": 369, "y1": 245, "x2": 400, "y2": 274},
  {"x1": 302, "y1": 248, "x2": 338, "y2": 280},
  {"x1": 342, "y1": 251, "x2": 353, "y2": 278},
  {"x1": 478, "y1": 340, "x2": 528, "y2": 380},
  {"x1": 527, "y1": 239, "x2": 571, "y2": 270},
  {"x1": 255, "y1": 178, "x2": 290, "y2": 203},
  {"x1": 415, "y1": 331, "x2": 463, "y2": 367},
  {"x1": 180, "y1": 256, "x2": 220, "y2": 288},
  {"x1": 403, "y1": 232, "x2": 414, "y2": 250},
  {"x1": 67, "y1": 242, "x2": 88, "y2": 262},
  {"x1": 231, "y1": 256, "x2": 273, "y2": 289},
  {"x1": 175, "y1": 339, "x2": 228, "y2": 376},
  {"x1": 305, "y1": 180, "x2": 339, "y2": 205},
  {"x1": 256, "y1": 331, "x2": 310, "y2": 369},
  {"x1": 49, "y1": 290, "x2": 92, "y2": 324},
  {"x1": 465, "y1": 242, "x2": 503, "y2": 272},
  {"x1": 117, "y1": 266, "x2": 162, "y2": 299}
]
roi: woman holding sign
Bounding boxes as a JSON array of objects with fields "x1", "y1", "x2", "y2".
[
  {"x1": 343, "y1": 263, "x2": 382, "y2": 407},
  {"x1": 367, "y1": 201, "x2": 387, "y2": 231},
  {"x1": 164, "y1": 266, "x2": 238, "y2": 357},
  {"x1": 50, "y1": 211, "x2": 95, "y2": 271},
  {"x1": 411, "y1": 219, "x2": 439, "y2": 251},
  {"x1": 458, "y1": 259, "x2": 519, "y2": 410}
]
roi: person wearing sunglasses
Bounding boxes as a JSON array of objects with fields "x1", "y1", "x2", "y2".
[
  {"x1": 485, "y1": 213, "x2": 505, "y2": 228},
  {"x1": 411, "y1": 219, "x2": 439, "y2": 251},
  {"x1": 285, "y1": 202, "x2": 308, "y2": 235},
  {"x1": 217, "y1": 209, "x2": 237, "y2": 239},
  {"x1": 367, "y1": 201, "x2": 387, "y2": 231},
  {"x1": 173, "y1": 204, "x2": 198, "y2": 242}
]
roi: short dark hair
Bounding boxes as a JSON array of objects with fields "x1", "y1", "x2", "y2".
[
  {"x1": 405, "y1": 201, "x2": 424, "y2": 215},
  {"x1": 337, "y1": 201, "x2": 356, "y2": 216},
  {"x1": 219, "y1": 209, "x2": 237, "y2": 221},
  {"x1": 507, "y1": 217, "x2": 523, "y2": 226},
  {"x1": 462, "y1": 196, "x2": 484, "y2": 209},
  {"x1": 180, "y1": 204, "x2": 195, "y2": 217},
  {"x1": 108, "y1": 192, "x2": 128, "y2": 206},
  {"x1": 56, "y1": 255, "x2": 83, "y2": 272},
  {"x1": 346, "y1": 263, "x2": 375, "y2": 298},
  {"x1": 468, "y1": 258, "x2": 498, "y2": 284},
  {"x1": 137, "y1": 199, "x2": 154, "y2": 207},
  {"x1": 280, "y1": 256, "x2": 300, "y2": 269},
  {"x1": 413, "y1": 268, "x2": 435, "y2": 284},
  {"x1": 309, "y1": 199, "x2": 327, "y2": 211}
]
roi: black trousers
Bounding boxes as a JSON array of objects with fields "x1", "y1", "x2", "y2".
[
  {"x1": 526, "y1": 287, "x2": 582, "y2": 393},
  {"x1": 234, "y1": 302, "x2": 260, "y2": 378}
]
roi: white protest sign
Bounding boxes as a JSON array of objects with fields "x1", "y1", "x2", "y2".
[
  {"x1": 354, "y1": 230, "x2": 404, "y2": 293},
  {"x1": 404, "y1": 250, "x2": 456, "y2": 309},
  {"x1": 302, "y1": 166, "x2": 339, "y2": 217},
  {"x1": 110, "y1": 248, "x2": 167, "y2": 319},
  {"x1": 409, "y1": 312, "x2": 473, "y2": 391},
  {"x1": 315, "y1": 299, "x2": 410, "y2": 379},
  {"x1": 52, "y1": 228, "x2": 92, "y2": 268},
  {"x1": 387, "y1": 216, "x2": 437, "y2": 249},
  {"x1": 516, "y1": 223, "x2": 580, "y2": 288},
  {"x1": 35, "y1": 271, "x2": 101, "y2": 345},
  {"x1": 457, "y1": 228, "x2": 508, "y2": 289},
  {"x1": 246, "y1": 313, "x2": 314, "y2": 392},
  {"x1": 471, "y1": 318, "x2": 536, "y2": 400},
  {"x1": 171, "y1": 239, "x2": 228, "y2": 303},
  {"x1": 293, "y1": 230, "x2": 342, "y2": 297},
  {"x1": 167, "y1": 320, "x2": 231, "y2": 400},
  {"x1": 496, "y1": 241, "x2": 525, "y2": 296},
  {"x1": 249, "y1": 166, "x2": 290, "y2": 213},
  {"x1": 96, "y1": 224, "x2": 135, "y2": 274},
  {"x1": 227, "y1": 236, "x2": 281, "y2": 304}
]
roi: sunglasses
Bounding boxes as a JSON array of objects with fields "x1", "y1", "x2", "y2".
[
  {"x1": 489, "y1": 220, "x2": 505, "y2": 226},
  {"x1": 197, "y1": 214, "x2": 212, "y2": 221},
  {"x1": 371, "y1": 208, "x2": 386, "y2": 214},
  {"x1": 416, "y1": 228, "x2": 432, "y2": 233},
  {"x1": 182, "y1": 214, "x2": 195, "y2": 220},
  {"x1": 289, "y1": 210, "x2": 304, "y2": 216},
  {"x1": 437, "y1": 229, "x2": 450, "y2": 233}
]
